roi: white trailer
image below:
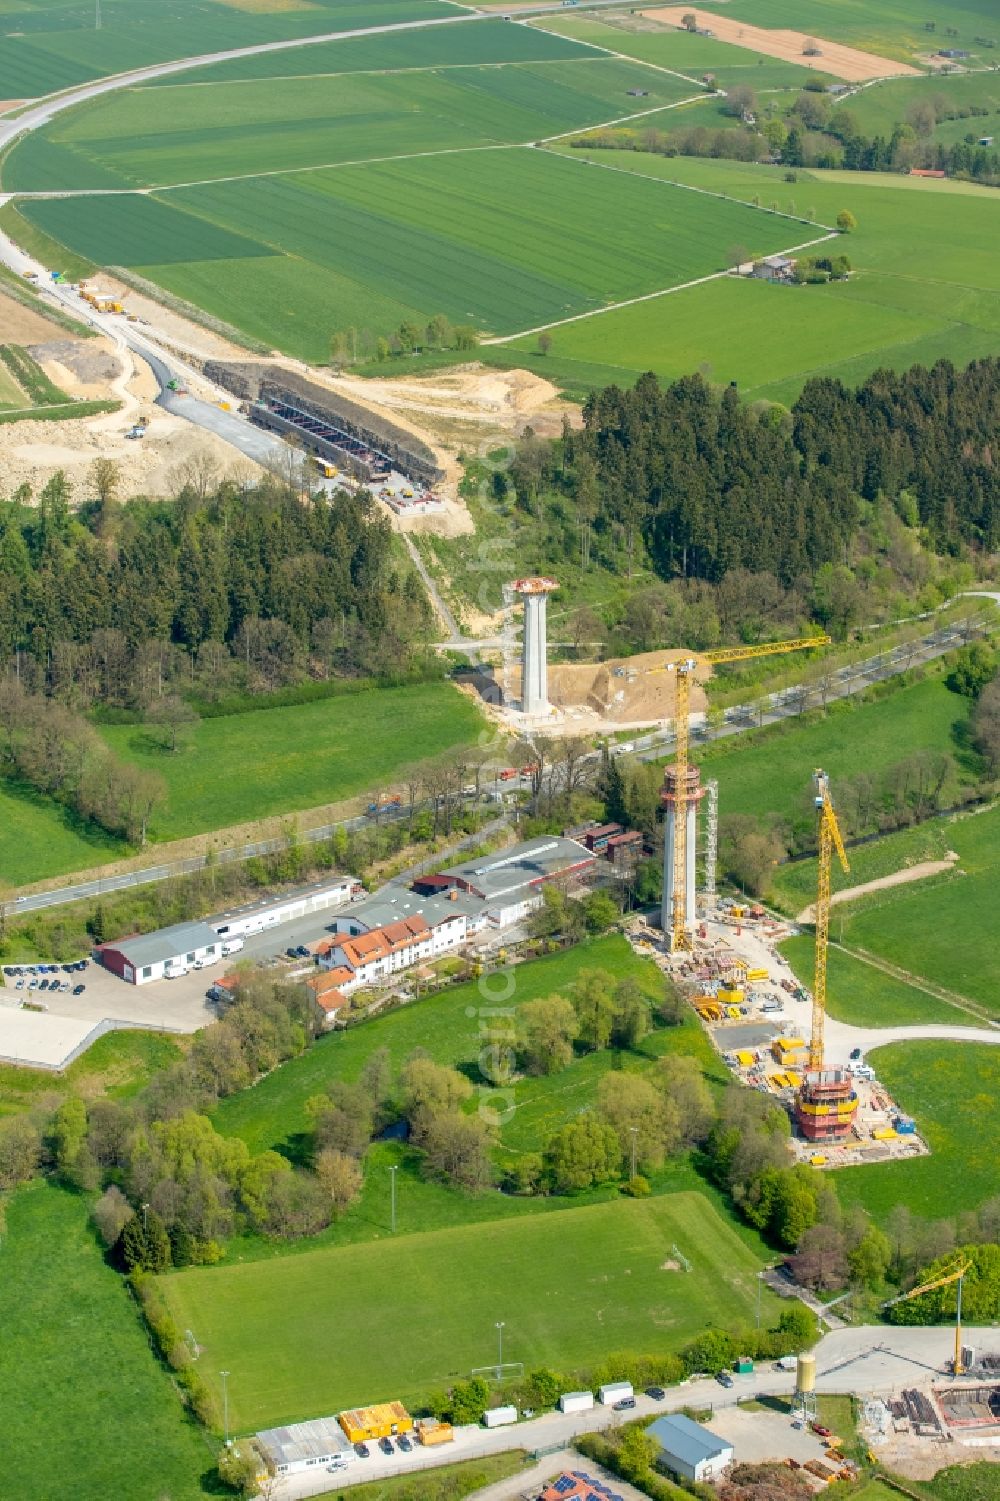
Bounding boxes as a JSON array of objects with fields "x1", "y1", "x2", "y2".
[
  {"x1": 774, "y1": 1354, "x2": 798, "y2": 1371},
  {"x1": 598, "y1": 1382, "x2": 633, "y2": 1406},
  {"x1": 559, "y1": 1391, "x2": 595, "y2": 1414},
  {"x1": 482, "y1": 1406, "x2": 518, "y2": 1429}
]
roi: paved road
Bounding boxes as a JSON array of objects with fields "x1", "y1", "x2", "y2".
[{"x1": 271, "y1": 1324, "x2": 998, "y2": 1499}]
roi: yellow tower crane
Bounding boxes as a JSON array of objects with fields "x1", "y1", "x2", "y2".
[
  {"x1": 809, "y1": 769, "x2": 850, "y2": 1073},
  {"x1": 883, "y1": 1260, "x2": 972, "y2": 1377},
  {"x1": 663, "y1": 636, "x2": 831, "y2": 952}
]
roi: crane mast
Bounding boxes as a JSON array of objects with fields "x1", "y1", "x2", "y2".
[
  {"x1": 810, "y1": 769, "x2": 850, "y2": 1074},
  {"x1": 662, "y1": 635, "x2": 831, "y2": 951}
]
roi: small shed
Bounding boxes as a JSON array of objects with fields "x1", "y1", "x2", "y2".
[
  {"x1": 649, "y1": 1413, "x2": 734, "y2": 1482},
  {"x1": 753, "y1": 254, "x2": 796, "y2": 283}
]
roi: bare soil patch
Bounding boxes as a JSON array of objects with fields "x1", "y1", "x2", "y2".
[
  {"x1": 644, "y1": 7, "x2": 921, "y2": 80},
  {"x1": 503, "y1": 647, "x2": 709, "y2": 725},
  {"x1": 0, "y1": 289, "x2": 69, "y2": 344},
  {"x1": 796, "y1": 851, "x2": 960, "y2": 922}
]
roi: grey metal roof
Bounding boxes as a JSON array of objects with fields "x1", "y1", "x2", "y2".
[
  {"x1": 649, "y1": 1413, "x2": 732, "y2": 1466},
  {"x1": 349, "y1": 887, "x2": 485, "y2": 932},
  {"x1": 209, "y1": 875, "x2": 353, "y2": 926},
  {"x1": 443, "y1": 837, "x2": 593, "y2": 901},
  {"x1": 108, "y1": 920, "x2": 220, "y2": 967},
  {"x1": 257, "y1": 1415, "x2": 352, "y2": 1466}
]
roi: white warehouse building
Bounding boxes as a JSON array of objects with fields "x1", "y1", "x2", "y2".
[{"x1": 210, "y1": 875, "x2": 359, "y2": 941}]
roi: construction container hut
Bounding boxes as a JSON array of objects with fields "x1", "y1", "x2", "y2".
[
  {"x1": 338, "y1": 1403, "x2": 412, "y2": 1444},
  {"x1": 649, "y1": 1413, "x2": 733, "y2": 1482},
  {"x1": 256, "y1": 1417, "x2": 355, "y2": 1477}
]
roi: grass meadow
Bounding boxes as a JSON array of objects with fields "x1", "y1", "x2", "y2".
[
  {"x1": 839, "y1": 803, "x2": 1000, "y2": 1014},
  {"x1": 692, "y1": 676, "x2": 974, "y2": 832},
  {"x1": 0, "y1": 776, "x2": 126, "y2": 885},
  {"x1": 778, "y1": 935, "x2": 962, "y2": 1028},
  {"x1": 838, "y1": 71, "x2": 1000, "y2": 142},
  {"x1": 838, "y1": 1040, "x2": 1000, "y2": 1218},
  {"x1": 0, "y1": 1181, "x2": 214, "y2": 1501},
  {"x1": 503, "y1": 151, "x2": 1000, "y2": 401},
  {"x1": 0, "y1": 0, "x2": 456, "y2": 99},
  {"x1": 160, "y1": 1190, "x2": 779, "y2": 1430},
  {"x1": 97, "y1": 679, "x2": 483, "y2": 843}
]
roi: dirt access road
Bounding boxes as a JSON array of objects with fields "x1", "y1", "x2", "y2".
[
  {"x1": 796, "y1": 852, "x2": 960, "y2": 922},
  {"x1": 645, "y1": 7, "x2": 921, "y2": 80}
]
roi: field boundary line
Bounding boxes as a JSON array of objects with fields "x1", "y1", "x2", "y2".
[
  {"x1": 831, "y1": 940, "x2": 997, "y2": 1026},
  {"x1": 537, "y1": 94, "x2": 708, "y2": 144},
  {"x1": 485, "y1": 228, "x2": 838, "y2": 343},
  {"x1": 139, "y1": 55, "x2": 622, "y2": 90},
  {"x1": 541, "y1": 144, "x2": 840, "y2": 232},
  {"x1": 529, "y1": 17, "x2": 714, "y2": 89}
]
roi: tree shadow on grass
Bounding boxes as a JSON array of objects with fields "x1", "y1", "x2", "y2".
[{"x1": 0, "y1": 774, "x2": 126, "y2": 856}]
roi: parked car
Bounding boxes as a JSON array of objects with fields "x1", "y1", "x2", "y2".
[
  {"x1": 378, "y1": 1437, "x2": 394, "y2": 1456},
  {"x1": 16, "y1": 979, "x2": 24, "y2": 990},
  {"x1": 354, "y1": 1443, "x2": 370, "y2": 1459},
  {"x1": 716, "y1": 1371, "x2": 735, "y2": 1388},
  {"x1": 286, "y1": 947, "x2": 299, "y2": 959},
  {"x1": 613, "y1": 1397, "x2": 637, "y2": 1411},
  {"x1": 295, "y1": 945, "x2": 311, "y2": 958},
  {"x1": 397, "y1": 1435, "x2": 412, "y2": 1452},
  {"x1": 73, "y1": 985, "x2": 86, "y2": 995},
  {"x1": 849, "y1": 1047, "x2": 862, "y2": 1060},
  {"x1": 645, "y1": 1386, "x2": 666, "y2": 1401},
  {"x1": 811, "y1": 1423, "x2": 832, "y2": 1439}
]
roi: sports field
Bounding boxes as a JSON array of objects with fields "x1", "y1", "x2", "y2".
[
  {"x1": 1, "y1": 1181, "x2": 213, "y2": 1501},
  {"x1": 16, "y1": 149, "x2": 796, "y2": 356},
  {"x1": 96, "y1": 679, "x2": 483, "y2": 843},
  {"x1": 501, "y1": 151, "x2": 1000, "y2": 402},
  {"x1": 0, "y1": 0, "x2": 459, "y2": 99},
  {"x1": 160, "y1": 1190, "x2": 778, "y2": 1429}
]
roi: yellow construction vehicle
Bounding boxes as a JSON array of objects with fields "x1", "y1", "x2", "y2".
[
  {"x1": 883, "y1": 1260, "x2": 972, "y2": 1376},
  {"x1": 656, "y1": 636, "x2": 831, "y2": 951}
]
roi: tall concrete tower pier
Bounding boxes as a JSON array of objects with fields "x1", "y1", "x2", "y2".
[
  {"x1": 512, "y1": 577, "x2": 558, "y2": 716},
  {"x1": 660, "y1": 763, "x2": 705, "y2": 940}
]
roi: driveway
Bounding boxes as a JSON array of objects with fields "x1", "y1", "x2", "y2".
[{"x1": 270, "y1": 1325, "x2": 1000, "y2": 1499}]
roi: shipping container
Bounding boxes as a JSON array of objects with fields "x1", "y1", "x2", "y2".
[
  {"x1": 559, "y1": 1391, "x2": 595, "y2": 1414},
  {"x1": 598, "y1": 1382, "x2": 633, "y2": 1405},
  {"x1": 482, "y1": 1405, "x2": 518, "y2": 1429}
]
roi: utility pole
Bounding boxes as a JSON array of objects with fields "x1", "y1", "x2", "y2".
[
  {"x1": 221, "y1": 1370, "x2": 230, "y2": 1447},
  {"x1": 389, "y1": 1164, "x2": 398, "y2": 1234},
  {"x1": 756, "y1": 1273, "x2": 762, "y2": 1330},
  {"x1": 495, "y1": 1321, "x2": 504, "y2": 1381},
  {"x1": 141, "y1": 1202, "x2": 149, "y2": 1233},
  {"x1": 629, "y1": 1127, "x2": 638, "y2": 1182}
]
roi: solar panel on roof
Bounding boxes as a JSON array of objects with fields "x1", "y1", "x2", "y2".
[{"x1": 553, "y1": 1480, "x2": 575, "y2": 1496}]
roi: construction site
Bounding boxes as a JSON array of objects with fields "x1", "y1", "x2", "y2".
[{"x1": 598, "y1": 631, "x2": 935, "y2": 1172}]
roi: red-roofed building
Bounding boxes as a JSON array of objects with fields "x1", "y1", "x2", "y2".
[{"x1": 540, "y1": 1472, "x2": 623, "y2": 1501}]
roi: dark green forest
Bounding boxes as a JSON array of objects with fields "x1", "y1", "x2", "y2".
[{"x1": 511, "y1": 360, "x2": 1000, "y2": 603}]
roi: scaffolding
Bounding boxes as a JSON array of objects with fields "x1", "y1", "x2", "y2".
[{"x1": 703, "y1": 778, "x2": 719, "y2": 902}]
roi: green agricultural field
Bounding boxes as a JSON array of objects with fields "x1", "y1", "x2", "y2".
[
  {"x1": 150, "y1": 15, "x2": 602, "y2": 85},
  {"x1": 779, "y1": 935, "x2": 963, "y2": 1027},
  {"x1": 502, "y1": 150, "x2": 1000, "y2": 401},
  {"x1": 0, "y1": 1181, "x2": 214, "y2": 1501},
  {"x1": 840, "y1": 804, "x2": 1000, "y2": 1014},
  {"x1": 3, "y1": 59, "x2": 701, "y2": 191},
  {"x1": 693, "y1": 676, "x2": 975, "y2": 832},
  {"x1": 97, "y1": 680, "x2": 482, "y2": 843},
  {"x1": 839, "y1": 1040, "x2": 1000, "y2": 1218},
  {"x1": 16, "y1": 147, "x2": 795, "y2": 355},
  {"x1": 160, "y1": 1190, "x2": 780, "y2": 1430},
  {"x1": 533, "y1": 14, "x2": 833, "y2": 90},
  {"x1": 0, "y1": 0, "x2": 459, "y2": 99}
]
